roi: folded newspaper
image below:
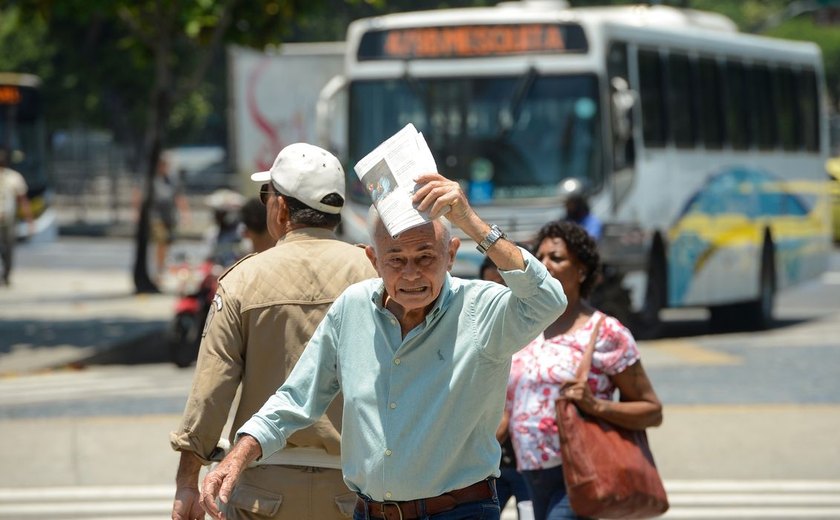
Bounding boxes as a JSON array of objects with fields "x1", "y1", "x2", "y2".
[{"x1": 353, "y1": 123, "x2": 443, "y2": 238}]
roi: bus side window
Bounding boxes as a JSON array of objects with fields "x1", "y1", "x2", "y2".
[
  {"x1": 723, "y1": 59, "x2": 750, "y2": 151},
  {"x1": 667, "y1": 52, "x2": 697, "y2": 149},
  {"x1": 697, "y1": 57, "x2": 724, "y2": 150},
  {"x1": 638, "y1": 48, "x2": 667, "y2": 149},
  {"x1": 749, "y1": 64, "x2": 777, "y2": 151},
  {"x1": 798, "y1": 68, "x2": 820, "y2": 153},
  {"x1": 773, "y1": 66, "x2": 800, "y2": 151}
]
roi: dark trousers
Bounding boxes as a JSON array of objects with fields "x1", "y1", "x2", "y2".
[
  {"x1": 497, "y1": 466, "x2": 531, "y2": 518},
  {"x1": 521, "y1": 466, "x2": 589, "y2": 520},
  {"x1": 0, "y1": 222, "x2": 15, "y2": 282}
]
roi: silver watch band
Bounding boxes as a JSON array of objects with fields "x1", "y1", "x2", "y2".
[{"x1": 476, "y1": 224, "x2": 506, "y2": 254}]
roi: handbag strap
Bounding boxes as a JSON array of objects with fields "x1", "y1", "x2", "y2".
[{"x1": 574, "y1": 313, "x2": 606, "y2": 381}]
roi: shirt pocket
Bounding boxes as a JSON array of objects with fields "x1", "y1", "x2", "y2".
[{"x1": 227, "y1": 484, "x2": 282, "y2": 517}]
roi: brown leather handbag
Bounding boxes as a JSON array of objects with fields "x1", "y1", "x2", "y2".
[{"x1": 555, "y1": 316, "x2": 669, "y2": 519}]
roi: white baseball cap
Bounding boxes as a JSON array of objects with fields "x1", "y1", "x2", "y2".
[{"x1": 251, "y1": 143, "x2": 345, "y2": 214}]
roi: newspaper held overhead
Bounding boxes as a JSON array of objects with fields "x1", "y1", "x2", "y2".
[{"x1": 353, "y1": 123, "x2": 445, "y2": 238}]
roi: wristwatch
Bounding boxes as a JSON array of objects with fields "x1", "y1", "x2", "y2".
[{"x1": 476, "y1": 224, "x2": 508, "y2": 254}]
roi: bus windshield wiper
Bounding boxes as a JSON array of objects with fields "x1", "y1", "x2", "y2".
[
  {"x1": 497, "y1": 66, "x2": 537, "y2": 139},
  {"x1": 402, "y1": 62, "x2": 428, "y2": 113}
]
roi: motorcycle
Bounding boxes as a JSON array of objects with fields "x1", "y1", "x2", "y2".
[
  {"x1": 167, "y1": 257, "x2": 224, "y2": 368},
  {"x1": 167, "y1": 188, "x2": 246, "y2": 367}
]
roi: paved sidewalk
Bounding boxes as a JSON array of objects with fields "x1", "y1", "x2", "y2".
[
  {"x1": 1, "y1": 195, "x2": 216, "y2": 376},
  {"x1": 0, "y1": 266, "x2": 176, "y2": 376}
]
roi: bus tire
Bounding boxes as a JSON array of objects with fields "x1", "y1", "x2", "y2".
[
  {"x1": 591, "y1": 267, "x2": 633, "y2": 328},
  {"x1": 630, "y1": 239, "x2": 667, "y2": 340},
  {"x1": 710, "y1": 235, "x2": 775, "y2": 331}
]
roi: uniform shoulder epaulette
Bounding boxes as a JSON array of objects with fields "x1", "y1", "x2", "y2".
[{"x1": 217, "y1": 253, "x2": 257, "y2": 281}]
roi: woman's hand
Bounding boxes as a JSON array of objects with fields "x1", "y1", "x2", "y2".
[
  {"x1": 561, "y1": 379, "x2": 601, "y2": 415},
  {"x1": 562, "y1": 362, "x2": 663, "y2": 430}
]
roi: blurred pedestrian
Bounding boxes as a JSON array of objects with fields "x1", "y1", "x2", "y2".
[
  {"x1": 0, "y1": 147, "x2": 33, "y2": 286},
  {"x1": 203, "y1": 188, "x2": 246, "y2": 267},
  {"x1": 143, "y1": 154, "x2": 191, "y2": 280},
  {"x1": 239, "y1": 197, "x2": 273, "y2": 254},
  {"x1": 170, "y1": 143, "x2": 377, "y2": 520},
  {"x1": 563, "y1": 194, "x2": 602, "y2": 241},
  {"x1": 508, "y1": 220, "x2": 662, "y2": 520},
  {"x1": 480, "y1": 255, "x2": 532, "y2": 519},
  {"x1": 198, "y1": 172, "x2": 568, "y2": 520}
]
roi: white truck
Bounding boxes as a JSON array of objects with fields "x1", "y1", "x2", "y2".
[{"x1": 227, "y1": 43, "x2": 345, "y2": 192}]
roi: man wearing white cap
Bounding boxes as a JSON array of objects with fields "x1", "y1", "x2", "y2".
[{"x1": 170, "y1": 143, "x2": 377, "y2": 520}]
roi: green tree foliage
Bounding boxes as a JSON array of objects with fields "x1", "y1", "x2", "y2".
[
  {"x1": 0, "y1": 5, "x2": 53, "y2": 76},
  {"x1": 1, "y1": 0, "x2": 326, "y2": 292},
  {"x1": 766, "y1": 17, "x2": 840, "y2": 111},
  {"x1": 1, "y1": 0, "x2": 838, "y2": 290}
]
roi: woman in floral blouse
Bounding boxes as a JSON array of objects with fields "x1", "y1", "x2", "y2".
[{"x1": 507, "y1": 221, "x2": 663, "y2": 520}]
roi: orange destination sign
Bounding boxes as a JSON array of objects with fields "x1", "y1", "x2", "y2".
[{"x1": 358, "y1": 23, "x2": 587, "y2": 60}]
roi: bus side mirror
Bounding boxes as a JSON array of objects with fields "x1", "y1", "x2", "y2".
[
  {"x1": 610, "y1": 76, "x2": 635, "y2": 145},
  {"x1": 316, "y1": 74, "x2": 348, "y2": 155}
]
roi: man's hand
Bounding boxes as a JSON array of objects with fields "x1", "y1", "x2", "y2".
[
  {"x1": 413, "y1": 172, "x2": 524, "y2": 271},
  {"x1": 172, "y1": 485, "x2": 204, "y2": 520},
  {"x1": 199, "y1": 435, "x2": 261, "y2": 519},
  {"x1": 412, "y1": 173, "x2": 472, "y2": 225},
  {"x1": 172, "y1": 451, "x2": 205, "y2": 520}
]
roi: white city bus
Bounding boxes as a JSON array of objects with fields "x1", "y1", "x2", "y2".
[
  {"x1": 320, "y1": 1, "x2": 832, "y2": 335},
  {"x1": 0, "y1": 72, "x2": 55, "y2": 241}
]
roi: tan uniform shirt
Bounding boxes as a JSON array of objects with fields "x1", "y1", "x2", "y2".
[{"x1": 170, "y1": 227, "x2": 377, "y2": 463}]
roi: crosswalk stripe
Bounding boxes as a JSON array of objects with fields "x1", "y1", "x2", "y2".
[
  {"x1": 669, "y1": 494, "x2": 840, "y2": 505},
  {"x1": 665, "y1": 479, "x2": 840, "y2": 492},
  {"x1": 0, "y1": 486, "x2": 172, "y2": 500},
  {"x1": 662, "y1": 507, "x2": 840, "y2": 518},
  {"x1": 3, "y1": 482, "x2": 839, "y2": 520},
  {"x1": 0, "y1": 366, "x2": 192, "y2": 407}
]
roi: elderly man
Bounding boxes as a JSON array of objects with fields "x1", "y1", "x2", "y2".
[
  {"x1": 201, "y1": 172, "x2": 567, "y2": 520},
  {"x1": 170, "y1": 143, "x2": 377, "y2": 520}
]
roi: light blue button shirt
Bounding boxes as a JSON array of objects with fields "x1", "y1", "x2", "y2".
[{"x1": 238, "y1": 248, "x2": 566, "y2": 501}]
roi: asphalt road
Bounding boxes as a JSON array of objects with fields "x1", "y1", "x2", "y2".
[{"x1": 1, "y1": 237, "x2": 839, "y2": 519}]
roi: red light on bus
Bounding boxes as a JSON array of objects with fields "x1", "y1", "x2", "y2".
[{"x1": 0, "y1": 86, "x2": 21, "y2": 105}]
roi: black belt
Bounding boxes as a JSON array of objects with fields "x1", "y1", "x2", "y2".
[{"x1": 355, "y1": 479, "x2": 495, "y2": 520}]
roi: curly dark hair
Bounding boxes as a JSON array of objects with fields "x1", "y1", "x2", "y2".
[{"x1": 535, "y1": 220, "x2": 601, "y2": 298}]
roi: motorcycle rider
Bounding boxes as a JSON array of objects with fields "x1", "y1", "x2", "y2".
[{"x1": 203, "y1": 188, "x2": 247, "y2": 268}]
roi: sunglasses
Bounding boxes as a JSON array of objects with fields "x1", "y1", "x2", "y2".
[{"x1": 259, "y1": 182, "x2": 280, "y2": 205}]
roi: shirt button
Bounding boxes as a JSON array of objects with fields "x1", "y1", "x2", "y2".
[
  {"x1": 385, "y1": 449, "x2": 392, "y2": 456},
  {"x1": 394, "y1": 358, "x2": 401, "y2": 365},
  {"x1": 390, "y1": 318, "x2": 397, "y2": 325},
  {"x1": 389, "y1": 402, "x2": 397, "y2": 409},
  {"x1": 385, "y1": 492, "x2": 392, "y2": 499}
]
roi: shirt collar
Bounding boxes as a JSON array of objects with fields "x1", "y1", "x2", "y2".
[{"x1": 277, "y1": 227, "x2": 338, "y2": 245}]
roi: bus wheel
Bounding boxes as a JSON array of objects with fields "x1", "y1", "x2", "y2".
[
  {"x1": 711, "y1": 238, "x2": 775, "y2": 331},
  {"x1": 591, "y1": 267, "x2": 633, "y2": 328},
  {"x1": 631, "y1": 247, "x2": 666, "y2": 340}
]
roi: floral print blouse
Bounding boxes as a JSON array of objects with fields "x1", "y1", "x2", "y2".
[{"x1": 507, "y1": 311, "x2": 640, "y2": 471}]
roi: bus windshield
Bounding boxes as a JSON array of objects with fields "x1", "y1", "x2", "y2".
[
  {"x1": 0, "y1": 82, "x2": 46, "y2": 192},
  {"x1": 348, "y1": 73, "x2": 601, "y2": 205}
]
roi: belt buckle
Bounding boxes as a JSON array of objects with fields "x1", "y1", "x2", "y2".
[{"x1": 380, "y1": 501, "x2": 404, "y2": 520}]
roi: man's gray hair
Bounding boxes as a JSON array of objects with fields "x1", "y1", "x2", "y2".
[{"x1": 366, "y1": 205, "x2": 451, "y2": 247}]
